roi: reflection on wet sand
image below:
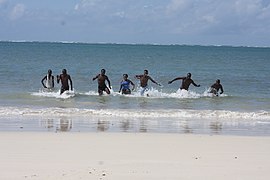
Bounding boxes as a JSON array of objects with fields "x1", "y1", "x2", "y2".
[
  {"x1": 139, "y1": 120, "x2": 148, "y2": 132},
  {"x1": 95, "y1": 119, "x2": 149, "y2": 133},
  {"x1": 42, "y1": 118, "x2": 73, "y2": 132},
  {"x1": 181, "y1": 123, "x2": 193, "y2": 134},
  {"x1": 36, "y1": 116, "x2": 270, "y2": 136},
  {"x1": 40, "y1": 117, "x2": 216, "y2": 134},
  {"x1": 41, "y1": 119, "x2": 54, "y2": 130},
  {"x1": 97, "y1": 120, "x2": 109, "y2": 132},
  {"x1": 210, "y1": 121, "x2": 223, "y2": 134},
  {"x1": 120, "y1": 119, "x2": 131, "y2": 132},
  {"x1": 57, "y1": 118, "x2": 73, "y2": 132}
]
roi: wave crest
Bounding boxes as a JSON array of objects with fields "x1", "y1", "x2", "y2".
[{"x1": 0, "y1": 107, "x2": 269, "y2": 120}]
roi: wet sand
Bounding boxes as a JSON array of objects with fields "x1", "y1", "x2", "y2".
[
  {"x1": 0, "y1": 132, "x2": 270, "y2": 180},
  {"x1": 1, "y1": 116, "x2": 270, "y2": 136}
]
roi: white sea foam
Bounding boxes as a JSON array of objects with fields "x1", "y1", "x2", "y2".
[
  {"x1": 31, "y1": 89, "x2": 75, "y2": 99},
  {"x1": 0, "y1": 106, "x2": 269, "y2": 120},
  {"x1": 32, "y1": 88, "x2": 218, "y2": 99},
  {"x1": 78, "y1": 88, "x2": 225, "y2": 99}
]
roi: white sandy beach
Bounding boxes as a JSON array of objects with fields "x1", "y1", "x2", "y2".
[{"x1": 0, "y1": 132, "x2": 269, "y2": 180}]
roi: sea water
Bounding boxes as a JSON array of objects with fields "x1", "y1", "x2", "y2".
[{"x1": 0, "y1": 41, "x2": 269, "y2": 135}]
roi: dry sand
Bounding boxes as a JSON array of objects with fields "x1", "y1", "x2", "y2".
[{"x1": 0, "y1": 132, "x2": 269, "y2": 180}]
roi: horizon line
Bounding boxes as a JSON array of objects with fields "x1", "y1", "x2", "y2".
[{"x1": 1, "y1": 40, "x2": 269, "y2": 48}]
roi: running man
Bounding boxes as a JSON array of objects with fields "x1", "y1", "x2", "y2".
[
  {"x1": 135, "y1": 69, "x2": 161, "y2": 96},
  {"x1": 119, "y1": 74, "x2": 135, "y2": 94},
  {"x1": 209, "y1": 79, "x2": 224, "y2": 96},
  {"x1": 41, "y1": 69, "x2": 54, "y2": 90},
  {"x1": 168, "y1": 73, "x2": 200, "y2": 90},
  {"x1": 57, "y1": 69, "x2": 73, "y2": 94},
  {"x1": 93, "y1": 69, "x2": 111, "y2": 95}
]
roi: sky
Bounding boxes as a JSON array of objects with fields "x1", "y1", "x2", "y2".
[{"x1": 0, "y1": 0, "x2": 270, "y2": 46}]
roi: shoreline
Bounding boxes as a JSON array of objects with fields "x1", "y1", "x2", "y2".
[
  {"x1": 1, "y1": 115, "x2": 270, "y2": 136},
  {"x1": 1, "y1": 132, "x2": 270, "y2": 180}
]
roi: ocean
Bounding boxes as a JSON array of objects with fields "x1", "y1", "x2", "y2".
[{"x1": 0, "y1": 41, "x2": 269, "y2": 135}]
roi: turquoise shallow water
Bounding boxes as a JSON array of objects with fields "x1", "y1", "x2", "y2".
[{"x1": 0, "y1": 41, "x2": 270, "y2": 135}]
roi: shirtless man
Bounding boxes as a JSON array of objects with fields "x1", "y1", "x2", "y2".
[
  {"x1": 135, "y1": 70, "x2": 160, "y2": 96},
  {"x1": 93, "y1": 69, "x2": 111, "y2": 95},
  {"x1": 209, "y1": 79, "x2": 224, "y2": 96},
  {"x1": 57, "y1": 69, "x2": 73, "y2": 94},
  {"x1": 168, "y1": 73, "x2": 200, "y2": 90},
  {"x1": 41, "y1": 69, "x2": 54, "y2": 90}
]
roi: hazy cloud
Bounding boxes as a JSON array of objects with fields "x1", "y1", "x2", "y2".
[
  {"x1": 9, "y1": 3, "x2": 25, "y2": 20},
  {"x1": 166, "y1": 0, "x2": 192, "y2": 13}
]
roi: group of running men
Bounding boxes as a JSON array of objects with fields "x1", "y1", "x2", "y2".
[{"x1": 41, "y1": 69, "x2": 224, "y2": 96}]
